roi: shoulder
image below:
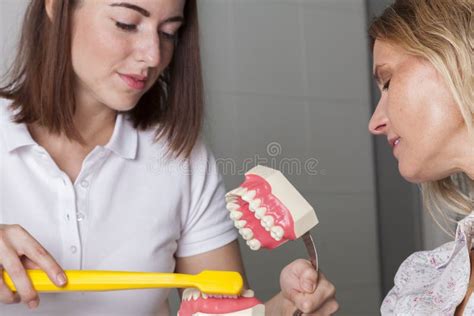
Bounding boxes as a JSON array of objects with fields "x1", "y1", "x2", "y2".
[
  {"x1": 0, "y1": 97, "x2": 13, "y2": 118},
  {"x1": 0, "y1": 97, "x2": 14, "y2": 148},
  {"x1": 138, "y1": 124, "x2": 213, "y2": 165},
  {"x1": 136, "y1": 126, "x2": 217, "y2": 178},
  {"x1": 381, "y1": 241, "x2": 468, "y2": 314},
  {"x1": 394, "y1": 241, "x2": 455, "y2": 288}
]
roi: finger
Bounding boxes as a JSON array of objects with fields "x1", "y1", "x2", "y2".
[
  {"x1": 314, "y1": 299, "x2": 339, "y2": 316},
  {"x1": 299, "y1": 267, "x2": 318, "y2": 293},
  {"x1": 290, "y1": 259, "x2": 316, "y2": 278},
  {"x1": 293, "y1": 274, "x2": 336, "y2": 313},
  {"x1": 280, "y1": 259, "x2": 317, "y2": 295},
  {"x1": 21, "y1": 257, "x2": 41, "y2": 270},
  {"x1": 10, "y1": 229, "x2": 66, "y2": 287},
  {"x1": 0, "y1": 266, "x2": 21, "y2": 304},
  {"x1": 0, "y1": 243, "x2": 39, "y2": 308}
]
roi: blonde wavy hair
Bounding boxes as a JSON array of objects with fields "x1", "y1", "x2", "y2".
[{"x1": 369, "y1": 0, "x2": 474, "y2": 235}]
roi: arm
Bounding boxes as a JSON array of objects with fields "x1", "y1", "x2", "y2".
[
  {"x1": 175, "y1": 240, "x2": 338, "y2": 316},
  {"x1": 175, "y1": 240, "x2": 248, "y2": 297}
]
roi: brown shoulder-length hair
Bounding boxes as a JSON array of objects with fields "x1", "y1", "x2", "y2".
[{"x1": 0, "y1": 0, "x2": 203, "y2": 158}]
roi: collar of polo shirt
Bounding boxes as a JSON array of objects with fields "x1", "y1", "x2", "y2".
[{"x1": 0, "y1": 100, "x2": 138, "y2": 160}]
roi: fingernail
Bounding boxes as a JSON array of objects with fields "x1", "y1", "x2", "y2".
[
  {"x1": 57, "y1": 273, "x2": 67, "y2": 286},
  {"x1": 28, "y1": 300, "x2": 39, "y2": 309},
  {"x1": 303, "y1": 281, "x2": 315, "y2": 292}
]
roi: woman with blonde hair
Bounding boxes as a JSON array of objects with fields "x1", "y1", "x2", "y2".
[{"x1": 368, "y1": 0, "x2": 473, "y2": 314}]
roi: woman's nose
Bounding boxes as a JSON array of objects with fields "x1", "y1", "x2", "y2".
[
  {"x1": 137, "y1": 34, "x2": 161, "y2": 68},
  {"x1": 368, "y1": 102, "x2": 389, "y2": 135}
]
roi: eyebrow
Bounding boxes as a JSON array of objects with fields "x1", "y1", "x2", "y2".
[
  {"x1": 373, "y1": 64, "x2": 386, "y2": 85},
  {"x1": 110, "y1": 2, "x2": 150, "y2": 17},
  {"x1": 162, "y1": 16, "x2": 184, "y2": 24},
  {"x1": 109, "y1": 2, "x2": 185, "y2": 25}
]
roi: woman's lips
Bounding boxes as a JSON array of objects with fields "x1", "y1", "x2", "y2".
[
  {"x1": 392, "y1": 138, "x2": 400, "y2": 156},
  {"x1": 118, "y1": 73, "x2": 147, "y2": 90},
  {"x1": 388, "y1": 137, "x2": 400, "y2": 148}
]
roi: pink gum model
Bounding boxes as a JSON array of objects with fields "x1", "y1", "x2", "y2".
[{"x1": 178, "y1": 288, "x2": 265, "y2": 316}]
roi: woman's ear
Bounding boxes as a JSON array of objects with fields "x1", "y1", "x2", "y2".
[{"x1": 45, "y1": 0, "x2": 54, "y2": 20}]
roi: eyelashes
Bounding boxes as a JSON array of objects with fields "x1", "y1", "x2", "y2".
[
  {"x1": 115, "y1": 21, "x2": 178, "y2": 42},
  {"x1": 116, "y1": 21, "x2": 136, "y2": 31},
  {"x1": 382, "y1": 79, "x2": 391, "y2": 91}
]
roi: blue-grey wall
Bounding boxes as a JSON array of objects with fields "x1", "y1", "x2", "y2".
[{"x1": 195, "y1": 1, "x2": 381, "y2": 314}]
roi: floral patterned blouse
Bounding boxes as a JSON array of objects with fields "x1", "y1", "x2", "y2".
[{"x1": 381, "y1": 212, "x2": 474, "y2": 315}]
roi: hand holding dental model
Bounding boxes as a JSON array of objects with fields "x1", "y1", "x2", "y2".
[{"x1": 224, "y1": 165, "x2": 338, "y2": 315}]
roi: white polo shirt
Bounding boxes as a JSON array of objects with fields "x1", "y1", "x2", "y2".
[{"x1": 0, "y1": 98, "x2": 237, "y2": 315}]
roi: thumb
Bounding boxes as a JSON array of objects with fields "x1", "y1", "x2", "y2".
[
  {"x1": 299, "y1": 265, "x2": 318, "y2": 293},
  {"x1": 280, "y1": 259, "x2": 318, "y2": 300}
]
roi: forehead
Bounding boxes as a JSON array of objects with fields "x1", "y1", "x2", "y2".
[
  {"x1": 84, "y1": 0, "x2": 186, "y2": 16},
  {"x1": 373, "y1": 40, "x2": 407, "y2": 69}
]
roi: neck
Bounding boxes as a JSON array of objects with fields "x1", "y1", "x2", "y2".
[
  {"x1": 29, "y1": 97, "x2": 117, "y2": 152},
  {"x1": 73, "y1": 104, "x2": 117, "y2": 147},
  {"x1": 452, "y1": 133, "x2": 474, "y2": 180}
]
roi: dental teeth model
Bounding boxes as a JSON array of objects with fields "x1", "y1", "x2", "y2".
[
  {"x1": 177, "y1": 166, "x2": 318, "y2": 315},
  {"x1": 226, "y1": 165, "x2": 319, "y2": 250},
  {"x1": 178, "y1": 288, "x2": 265, "y2": 316}
]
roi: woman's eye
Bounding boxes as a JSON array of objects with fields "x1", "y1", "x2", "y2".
[
  {"x1": 382, "y1": 79, "x2": 391, "y2": 91},
  {"x1": 115, "y1": 21, "x2": 137, "y2": 32},
  {"x1": 159, "y1": 31, "x2": 178, "y2": 43}
]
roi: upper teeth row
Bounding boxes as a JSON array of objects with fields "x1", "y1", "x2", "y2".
[
  {"x1": 182, "y1": 288, "x2": 255, "y2": 301},
  {"x1": 226, "y1": 187, "x2": 285, "y2": 243}
]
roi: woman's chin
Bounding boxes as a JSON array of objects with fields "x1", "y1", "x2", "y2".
[
  {"x1": 398, "y1": 162, "x2": 425, "y2": 184},
  {"x1": 103, "y1": 95, "x2": 138, "y2": 112}
]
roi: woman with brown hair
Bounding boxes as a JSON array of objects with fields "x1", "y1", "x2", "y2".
[
  {"x1": 0, "y1": 0, "x2": 338, "y2": 315},
  {"x1": 368, "y1": 0, "x2": 473, "y2": 314}
]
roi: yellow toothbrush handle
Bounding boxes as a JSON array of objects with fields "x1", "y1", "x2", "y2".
[{"x1": 3, "y1": 270, "x2": 243, "y2": 295}]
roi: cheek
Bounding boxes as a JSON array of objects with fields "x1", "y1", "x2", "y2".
[
  {"x1": 71, "y1": 18, "x2": 130, "y2": 82},
  {"x1": 393, "y1": 96, "x2": 463, "y2": 182}
]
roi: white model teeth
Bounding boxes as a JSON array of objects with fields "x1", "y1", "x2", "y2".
[
  {"x1": 249, "y1": 199, "x2": 261, "y2": 211},
  {"x1": 242, "y1": 190, "x2": 257, "y2": 202},
  {"x1": 254, "y1": 207, "x2": 267, "y2": 219},
  {"x1": 270, "y1": 226, "x2": 284, "y2": 241},
  {"x1": 182, "y1": 288, "x2": 201, "y2": 301},
  {"x1": 247, "y1": 238, "x2": 261, "y2": 250},
  {"x1": 225, "y1": 195, "x2": 235, "y2": 203},
  {"x1": 235, "y1": 220, "x2": 247, "y2": 229},
  {"x1": 239, "y1": 228, "x2": 253, "y2": 240},
  {"x1": 242, "y1": 289, "x2": 255, "y2": 298},
  {"x1": 238, "y1": 187, "x2": 248, "y2": 195},
  {"x1": 182, "y1": 288, "x2": 246, "y2": 301},
  {"x1": 182, "y1": 288, "x2": 192, "y2": 301},
  {"x1": 208, "y1": 294, "x2": 239, "y2": 299},
  {"x1": 230, "y1": 210, "x2": 243, "y2": 220},
  {"x1": 226, "y1": 202, "x2": 240, "y2": 212},
  {"x1": 261, "y1": 215, "x2": 274, "y2": 231},
  {"x1": 229, "y1": 186, "x2": 247, "y2": 196}
]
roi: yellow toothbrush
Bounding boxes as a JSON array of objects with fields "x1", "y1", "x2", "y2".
[{"x1": 3, "y1": 270, "x2": 243, "y2": 295}]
